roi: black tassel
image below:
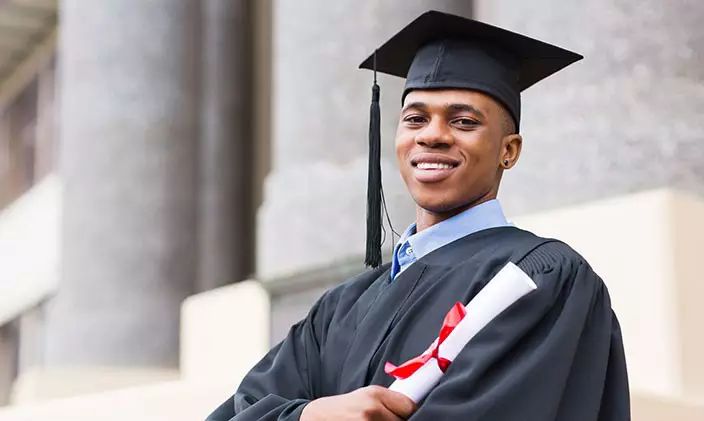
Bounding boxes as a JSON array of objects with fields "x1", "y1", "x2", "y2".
[{"x1": 365, "y1": 54, "x2": 382, "y2": 268}]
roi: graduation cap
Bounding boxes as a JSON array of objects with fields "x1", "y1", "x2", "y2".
[{"x1": 359, "y1": 10, "x2": 583, "y2": 268}]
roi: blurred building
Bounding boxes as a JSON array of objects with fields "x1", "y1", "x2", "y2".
[{"x1": 0, "y1": 0, "x2": 702, "y2": 420}]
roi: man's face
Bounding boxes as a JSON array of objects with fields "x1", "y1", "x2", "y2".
[{"x1": 395, "y1": 89, "x2": 513, "y2": 214}]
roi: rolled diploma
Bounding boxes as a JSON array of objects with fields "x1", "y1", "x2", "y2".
[{"x1": 388, "y1": 262, "x2": 537, "y2": 403}]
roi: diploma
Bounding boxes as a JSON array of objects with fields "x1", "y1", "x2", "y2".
[{"x1": 386, "y1": 262, "x2": 537, "y2": 403}]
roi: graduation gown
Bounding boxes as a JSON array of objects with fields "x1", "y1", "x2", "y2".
[{"x1": 207, "y1": 227, "x2": 630, "y2": 421}]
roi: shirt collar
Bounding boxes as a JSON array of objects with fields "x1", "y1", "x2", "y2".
[{"x1": 404, "y1": 199, "x2": 508, "y2": 261}]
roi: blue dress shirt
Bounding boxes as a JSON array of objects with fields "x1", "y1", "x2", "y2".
[{"x1": 390, "y1": 199, "x2": 510, "y2": 280}]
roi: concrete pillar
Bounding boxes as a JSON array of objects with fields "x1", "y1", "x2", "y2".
[
  {"x1": 197, "y1": 0, "x2": 253, "y2": 292},
  {"x1": 258, "y1": 1, "x2": 474, "y2": 280},
  {"x1": 18, "y1": 0, "x2": 201, "y2": 398},
  {"x1": 475, "y1": 1, "x2": 704, "y2": 216},
  {"x1": 33, "y1": 59, "x2": 55, "y2": 181}
]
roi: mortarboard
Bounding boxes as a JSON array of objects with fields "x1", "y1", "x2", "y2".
[{"x1": 359, "y1": 10, "x2": 583, "y2": 268}]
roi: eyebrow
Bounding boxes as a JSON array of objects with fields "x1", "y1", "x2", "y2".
[
  {"x1": 447, "y1": 103, "x2": 486, "y2": 119},
  {"x1": 401, "y1": 101, "x2": 486, "y2": 119}
]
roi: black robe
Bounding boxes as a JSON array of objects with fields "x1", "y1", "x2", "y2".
[{"x1": 208, "y1": 227, "x2": 630, "y2": 420}]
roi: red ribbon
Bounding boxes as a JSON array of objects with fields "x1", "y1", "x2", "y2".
[{"x1": 384, "y1": 302, "x2": 467, "y2": 380}]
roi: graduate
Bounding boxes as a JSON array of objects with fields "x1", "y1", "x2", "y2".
[{"x1": 208, "y1": 10, "x2": 630, "y2": 421}]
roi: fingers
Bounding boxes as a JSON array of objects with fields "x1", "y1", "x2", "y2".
[
  {"x1": 366, "y1": 386, "x2": 417, "y2": 419},
  {"x1": 301, "y1": 386, "x2": 416, "y2": 421}
]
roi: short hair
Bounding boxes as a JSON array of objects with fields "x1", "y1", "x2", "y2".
[{"x1": 499, "y1": 106, "x2": 517, "y2": 136}]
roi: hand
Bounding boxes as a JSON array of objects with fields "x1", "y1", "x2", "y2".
[{"x1": 300, "y1": 385, "x2": 416, "y2": 421}]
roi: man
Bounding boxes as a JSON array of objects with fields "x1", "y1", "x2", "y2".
[{"x1": 208, "y1": 10, "x2": 630, "y2": 421}]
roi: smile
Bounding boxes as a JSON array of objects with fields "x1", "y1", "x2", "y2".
[
  {"x1": 410, "y1": 154, "x2": 461, "y2": 183},
  {"x1": 415, "y1": 162, "x2": 455, "y2": 170},
  {"x1": 410, "y1": 153, "x2": 461, "y2": 168}
]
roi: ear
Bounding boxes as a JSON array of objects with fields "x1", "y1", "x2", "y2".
[{"x1": 500, "y1": 134, "x2": 522, "y2": 169}]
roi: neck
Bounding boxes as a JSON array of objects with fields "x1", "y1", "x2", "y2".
[{"x1": 416, "y1": 191, "x2": 497, "y2": 232}]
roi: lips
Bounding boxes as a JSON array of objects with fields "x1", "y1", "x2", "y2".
[
  {"x1": 409, "y1": 153, "x2": 461, "y2": 183},
  {"x1": 410, "y1": 153, "x2": 461, "y2": 168}
]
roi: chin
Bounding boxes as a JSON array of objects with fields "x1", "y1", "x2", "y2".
[{"x1": 412, "y1": 194, "x2": 464, "y2": 214}]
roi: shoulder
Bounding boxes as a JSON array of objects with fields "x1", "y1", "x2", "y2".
[
  {"x1": 520, "y1": 239, "x2": 587, "y2": 274},
  {"x1": 328, "y1": 262, "x2": 390, "y2": 296},
  {"x1": 518, "y1": 238, "x2": 616, "y2": 317},
  {"x1": 301, "y1": 264, "x2": 390, "y2": 343},
  {"x1": 488, "y1": 227, "x2": 588, "y2": 272},
  {"x1": 310, "y1": 263, "x2": 391, "y2": 316},
  {"x1": 516, "y1": 232, "x2": 604, "y2": 292}
]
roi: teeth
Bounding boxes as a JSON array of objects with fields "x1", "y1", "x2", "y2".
[{"x1": 417, "y1": 162, "x2": 453, "y2": 170}]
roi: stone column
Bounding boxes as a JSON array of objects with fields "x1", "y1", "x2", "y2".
[
  {"x1": 33, "y1": 58, "x2": 56, "y2": 181},
  {"x1": 197, "y1": 0, "x2": 253, "y2": 292},
  {"x1": 17, "y1": 0, "x2": 201, "y2": 399},
  {"x1": 475, "y1": 1, "x2": 704, "y2": 216},
  {"x1": 259, "y1": 2, "x2": 474, "y2": 342},
  {"x1": 259, "y1": 1, "x2": 474, "y2": 281}
]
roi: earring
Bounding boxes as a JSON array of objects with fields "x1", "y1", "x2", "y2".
[{"x1": 503, "y1": 159, "x2": 509, "y2": 167}]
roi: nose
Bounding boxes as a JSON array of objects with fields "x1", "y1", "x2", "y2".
[{"x1": 414, "y1": 119, "x2": 453, "y2": 148}]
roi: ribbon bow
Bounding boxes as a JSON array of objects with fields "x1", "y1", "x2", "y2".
[{"x1": 384, "y1": 302, "x2": 467, "y2": 380}]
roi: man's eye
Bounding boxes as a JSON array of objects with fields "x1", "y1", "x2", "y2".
[
  {"x1": 453, "y1": 118, "x2": 479, "y2": 128},
  {"x1": 404, "y1": 116, "x2": 426, "y2": 124}
]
